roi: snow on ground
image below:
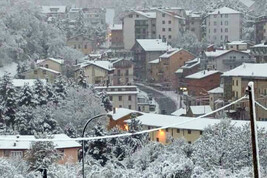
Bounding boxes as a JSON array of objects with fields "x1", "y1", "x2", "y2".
[{"x1": 0, "y1": 62, "x2": 17, "y2": 77}]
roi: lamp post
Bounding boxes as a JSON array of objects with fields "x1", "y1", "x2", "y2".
[{"x1": 81, "y1": 113, "x2": 111, "y2": 178}]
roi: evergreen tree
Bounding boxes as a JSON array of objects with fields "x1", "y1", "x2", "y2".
[
  {"x1": 0, "y1": 73, "x2": 13, "y2": 100},
  {"x1": 33, "y1": 79, "x2": 47, "y2": 105},
  {"x1": 101, "y1": 92, "x2": 113, "y2": 112},
  {"x1": 53, "y1": 75, "x2": 67, "y2": 102},
  {"x1": 88, "y1": 123, "x2": 108, "y2": 166},
  {"x1": 18, "y1": 84, "x2": 36, "y2": 107},
  {"x1": 3, "y1": 85, "x2": 17, "y2": 129},
  {"x1": 45, "y1": 83, "x2": 56, "y2": 102},
  {"x1": 77, "y1": 69, "x2": 87, "y2": 88}
]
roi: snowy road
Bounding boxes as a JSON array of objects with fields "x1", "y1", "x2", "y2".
[{"x1": 136, "y1": 84, "x2": 177, "y2": 115}]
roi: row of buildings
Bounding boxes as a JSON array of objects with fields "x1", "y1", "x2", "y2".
[{"x1": 109, "y1": 6, "x2": 267, "y2": 50}]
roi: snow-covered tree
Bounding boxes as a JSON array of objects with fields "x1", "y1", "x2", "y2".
[
  {"x1": 33, "y1": 79, "x2": 47, "y2": 105},
  {"x1": 17, "y1": 84, "x2": 36, "y2": 107},
  {"x1": 77, "y1": 69, "x2": 87, "y2": 88}
]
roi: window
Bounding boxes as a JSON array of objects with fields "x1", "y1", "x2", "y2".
[
  {"x1": 45, "y1": 64, "x2": 49, "y2": 68},
  {"x1": 188, "y1": 141, "x2": 192, "y2": 144},
  {"x1": 221, "y1": 21, "x2": 223, "y2": 25},
  {"x1": 168, "y1": 28, "x2": 171, "y2": 31},
  {"x1": 128, "y1": 95, "x2": 131, "y2": 101},
  {"x1": 214, "y1": 29, "x2": 216, "y2": 33},
  {"x1": 119, "y1": 96, "x2": 122, "y2": 101},
  {"x1": 136, "y1": 14, "x2": 139, "y2": 18},
  {"x1": 162, "y1": 20, "x2": 165, "y2": 24},
  {"x1": 109, "y1": 96, "x2": 113, "y2": 101},
  {"x1": 128, "y1": 105, "x2": 131, "y2": 109},
  {"x1": 188, "y1": 130, "x2": 191, "y2": 134},
  {"x1": 156, "y1": 138, "x2": 159, "y2": 142},
  {"x1": 129, "y1": 14, "x2": 133, "y2": 18},
  {"x1": 221, "y1": 28, "x2": 223, "y2": 32},
  {"x1": 225, "y1": 35, "x2": 228, "y2": 41},
  {"x1": 166, "y1": 128, "x2": 168, "y2": 132},
  {"x1": 162, "y1": 13, "x2": 165, "y2": 17},
  {"x1": 34, "y1": 70, "x2": 37, "y2": 74},
  {"x1": 43, "y1": 70, "x2": 46, "y2": 74},
  {"x1": 232, "y1": 80, "x2": 234, "y2": 86},
  {"x1": 177, "y1": 129, "x2": 180, "y2": 133},
  {"x1": 10, "y1": 151, "x2": 23, "y2": 158},
  {"x1": 236, "y1": 80, "x2": 238, "y2": 86},
  {"x1": 84, "y1": 44, "x2": 87, "y2": 49},
  {"x1": 200, "y1": 131, "x2": 203, "y2": 135},
  {"x1": 117, "y1": 70, "x2": 120, "y2": 76},
  {"x1": 4, "y1": 150, "x2": 9, "y2": 157},
  {"x1": 162, "y1": 28, "x2": 165, "y2": 32},
  {"x1": 168, "y1": 20, "x2": 171, "y2": 24},
  {"x1": 225, "y1": 28, "x2": 228, "y2": 32},
  {"x1": 78, "y1": 44, "x2": 81, "y2": 49},
  {"x1": 214, "y1": 21, "x2": 217, "y2": 25},
  {"x1": 225, "y1": 21, "x2": 228, "y2": 25},
  {"x1": 191, "y1": 28, "x2": 195, "y2": 32},
  {"x1": 119, "y1": 105, "x2": 122, "y2": 108},
  {"x1": 168, "y1": 35, "x2": 172, "y2": 39},
  {"x1": 74, "y1": 44, "x2": 77, "y2": 49}
]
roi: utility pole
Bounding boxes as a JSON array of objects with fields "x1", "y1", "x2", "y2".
[{"x1": 247, "y1": 82, "x2": 261, "y2": 178}]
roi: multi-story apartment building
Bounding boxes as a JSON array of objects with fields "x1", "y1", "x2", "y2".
[
  {"x1": 251, "y1": 43, "x2": 267, "y2": 63},
  {"x1": 148, "y1": 48, "x2": 195, "y2": 89},
  {"x1": 204, "y1": 50, "x2": 253, "y2": 72},
  {"x1": 122, "y1": 11, "x2": 156, "y2": 50},
  {"x1": 110, "y1": 24, "x2": 124, "y2": 49},
  {"x1": 255, "y1": 15, "x2": 267, "y2": 44},
  {"x1": 95, "y1": 86, "x2": 138, "y2": 110},
  {"x1": 75, "y1": 61, "x2": 114, "y2": 85},
  {"x1": 82, "y1": 7, "x2": 106, "y2": 26},
  {"x1": 222, "y1": 63, "x2": 267, "y2": 121},
  {"x1": 41, "y1": 6, "x2": 68, "y2": 21},
  {"x1": 185, "y1": 11, "x2": 202, "y2": 41},
  {"x1": 205, "y1": 7, "x2": 242, "y2": 45},
  {"x1": 112, "y1": 59, "x2": 134, "y2": 86},
  {"x1": 67, "y1": 34, "x2": 93, "y2": 55},
  {"x1": 131, "y1": 39, "x2": 169, "y2": 81},
  {"x1": 154, "y1": 9, "x2": 185, "y2": 45}
]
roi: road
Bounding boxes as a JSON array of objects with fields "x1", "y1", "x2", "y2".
[{"x1": 136, "y1": 84, "x2": 177, "y2": 115}]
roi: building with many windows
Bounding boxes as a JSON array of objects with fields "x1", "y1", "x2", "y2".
[{"x1": 205, "y1": 7, "x2": 242, "y2": 45}]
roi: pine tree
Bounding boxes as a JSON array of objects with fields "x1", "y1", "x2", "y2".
[
  {"x1": 0, "y1": 73, "x2": 13, "y2": 100},
  {"x1": 53, "y1": 75, "x2": 67, "y2": 102},
  {"x1": 101, "y1": 92, "x2": 112, "y2": 112},
  {"x1": 18, "y1": 84, "x2": 36, "y2": 107},
  {"x1": 45, "y1": 83, "x2": 56, "y2": 102},
  {"x1": 3, "y1": 85, "x2": 17, "y2": 129},
  {"x1": 88, "y1": 123, "x2": 108, "y2": 166},
  {"x1": 33, "y1": 79, "x2": 47, "y2": 105}
]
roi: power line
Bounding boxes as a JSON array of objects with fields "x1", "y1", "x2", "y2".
[
  {"x1": 255, "y1": 101, "x2": 267, "y2": 111},
  {"x1": 0, "y1": 96, "x2": 248, "y2": 142}
]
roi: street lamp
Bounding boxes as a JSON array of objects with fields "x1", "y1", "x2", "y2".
[{"x1": 81, "y1": 113, "x2": 111, "y2": 178}]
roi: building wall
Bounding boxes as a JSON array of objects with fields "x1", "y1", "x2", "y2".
[
  {"x1": 206, "y1": 13, "x2": 242, "y2": 44},
  {"x1": 109, "y1": 94, "x2": 138, "y2": 110},
  {"x1": 111, "y1": 29, "x2": 124, "y2": 49},
  {"x1": 156, "y1": 11, "x2": 183, "y2": 44},
  {"x1": 208, "y1": 51, "x2": 252, "y2": 72},
  {"x1": 186, "y1": 72, "x2": 221, "y2": 96},
  {"x1": 209, "y1": 92, "x2": 223, "y2": 110},
  {"x1": 186, "y1": 16, "x2": 202, "y2": 41},
  {"x1": 58, "y1": 148, "x2": 80, "y2": 164},
  {"x1": 255, "y1": 16, "x2": 267, "y2": 43},
  {"x1": 24, "y1": 68, "x2": 59, "y2": 83},
  {"x1": 113, "y1": 60, "x2": 134, "y2": 85},
  {"x1": 75, "y1": 65, "x2": 111, "y2": 85},
  {"x1": 227, "y1": 44, "x2": 248, "y2": 51},
  {"x1": 67, "y1": 36, "x2": 93, "y2": 55},
  {"x1": 37, "y1": 59, "x2": 63, "y2": 73},
  {"x1": 143, "y1": 125, "x2": 202, "y2": 144}
]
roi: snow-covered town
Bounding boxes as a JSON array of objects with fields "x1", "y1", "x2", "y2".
[{"x1": 0, "y1": 0, "x2": 266, "y2": 177}]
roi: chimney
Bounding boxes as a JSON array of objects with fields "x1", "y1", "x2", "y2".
[{"x1": 113, "y1": 107, "x2": 116, "y2": 114}]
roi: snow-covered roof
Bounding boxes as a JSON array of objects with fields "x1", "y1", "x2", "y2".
[
  {"x1": 106, "y1": 91, "x2": 139, "y2": 95},
  {"x1": 175, "y1": 69, "x2": 183, "y2": 73},
  {"x1": 208, "y1": 87, "x2": 224, "y2": 94},
  {"x1": 48, "y1": 58, "x2": 64, "y2": 64},
  {"x1": 108, "y1": 108, "x2": 143, "y2": 121},
  {"x1": 0, "y1": 134, "x2": 81, "y2": 150},
  {"x1": 149, "y1": 59, "x2": 160, "y2": 64},
  {"x1": 95, "y1": 85, "x2": 137, "y2": 89},
  {"x1": 69, "y1": 8, "x2": 82, "y2": 12},
  {"x1": 0, "y1": 62, "x2": 17, "y2": 78},
  {"x1": 227, "y1": 41, "x2": 247, "y2": 45},
  {"x1": 186, "y1": 70, "x2": 220, "y2": 79},
  {"x1": 110, "y1": 24, "x2": 123, "y2": 30},
  {"x1": 239, "y1": 0, "x2": 255, "y2": 8},
  {"x1": 41, "y1": 6, "x2": 66, "y2": 14},
  {"x1": 178, "y1": 58, "x2": 200, "y2": 70},
  {"x1": 78, "y1": 61, "x2": 114, "y2": 71},
  {"x1": 208, "y1": 7, "x2": 241, "y2": 15},
  {"x1": 125, "y1": 113, "x2": 267, "y2": 131},
  {"x1": 252, "y1": 43, "x2": 267, "y2": 48},
  {"x1": 156, "y1": 9, "x2": 184, "y2": 19},
  {"x1": 12, "y1": 79, "x2": 47, "y2": 88},
  {"x1": 204, "y1": 50, "x2": 230, "y2": 58},
  {"x1": 160, "y1": 48, "x2": 182, "y2": 58},
  {"x1": 222, "y1": 63, "x2": 267, "y2": 78},
  {"x1": 136, "y1": 39, "x2": 169, "y2": 52},
  {"x1": 190, "y1": 105, "x2": 212, "y2": 115},
  {"x1": 134, "y1": 11, "x2": 156, "y2": 19},
  {"x1": 38, "y1": 67, "x2": 60, "y2": 74},
  {"x1": 171, "y1": 108, "x2": 186, "y2": 116}
]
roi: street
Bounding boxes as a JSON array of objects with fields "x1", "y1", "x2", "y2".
[{"x1": 136, "y1": 84, "x2": 177, "y2": 115}]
